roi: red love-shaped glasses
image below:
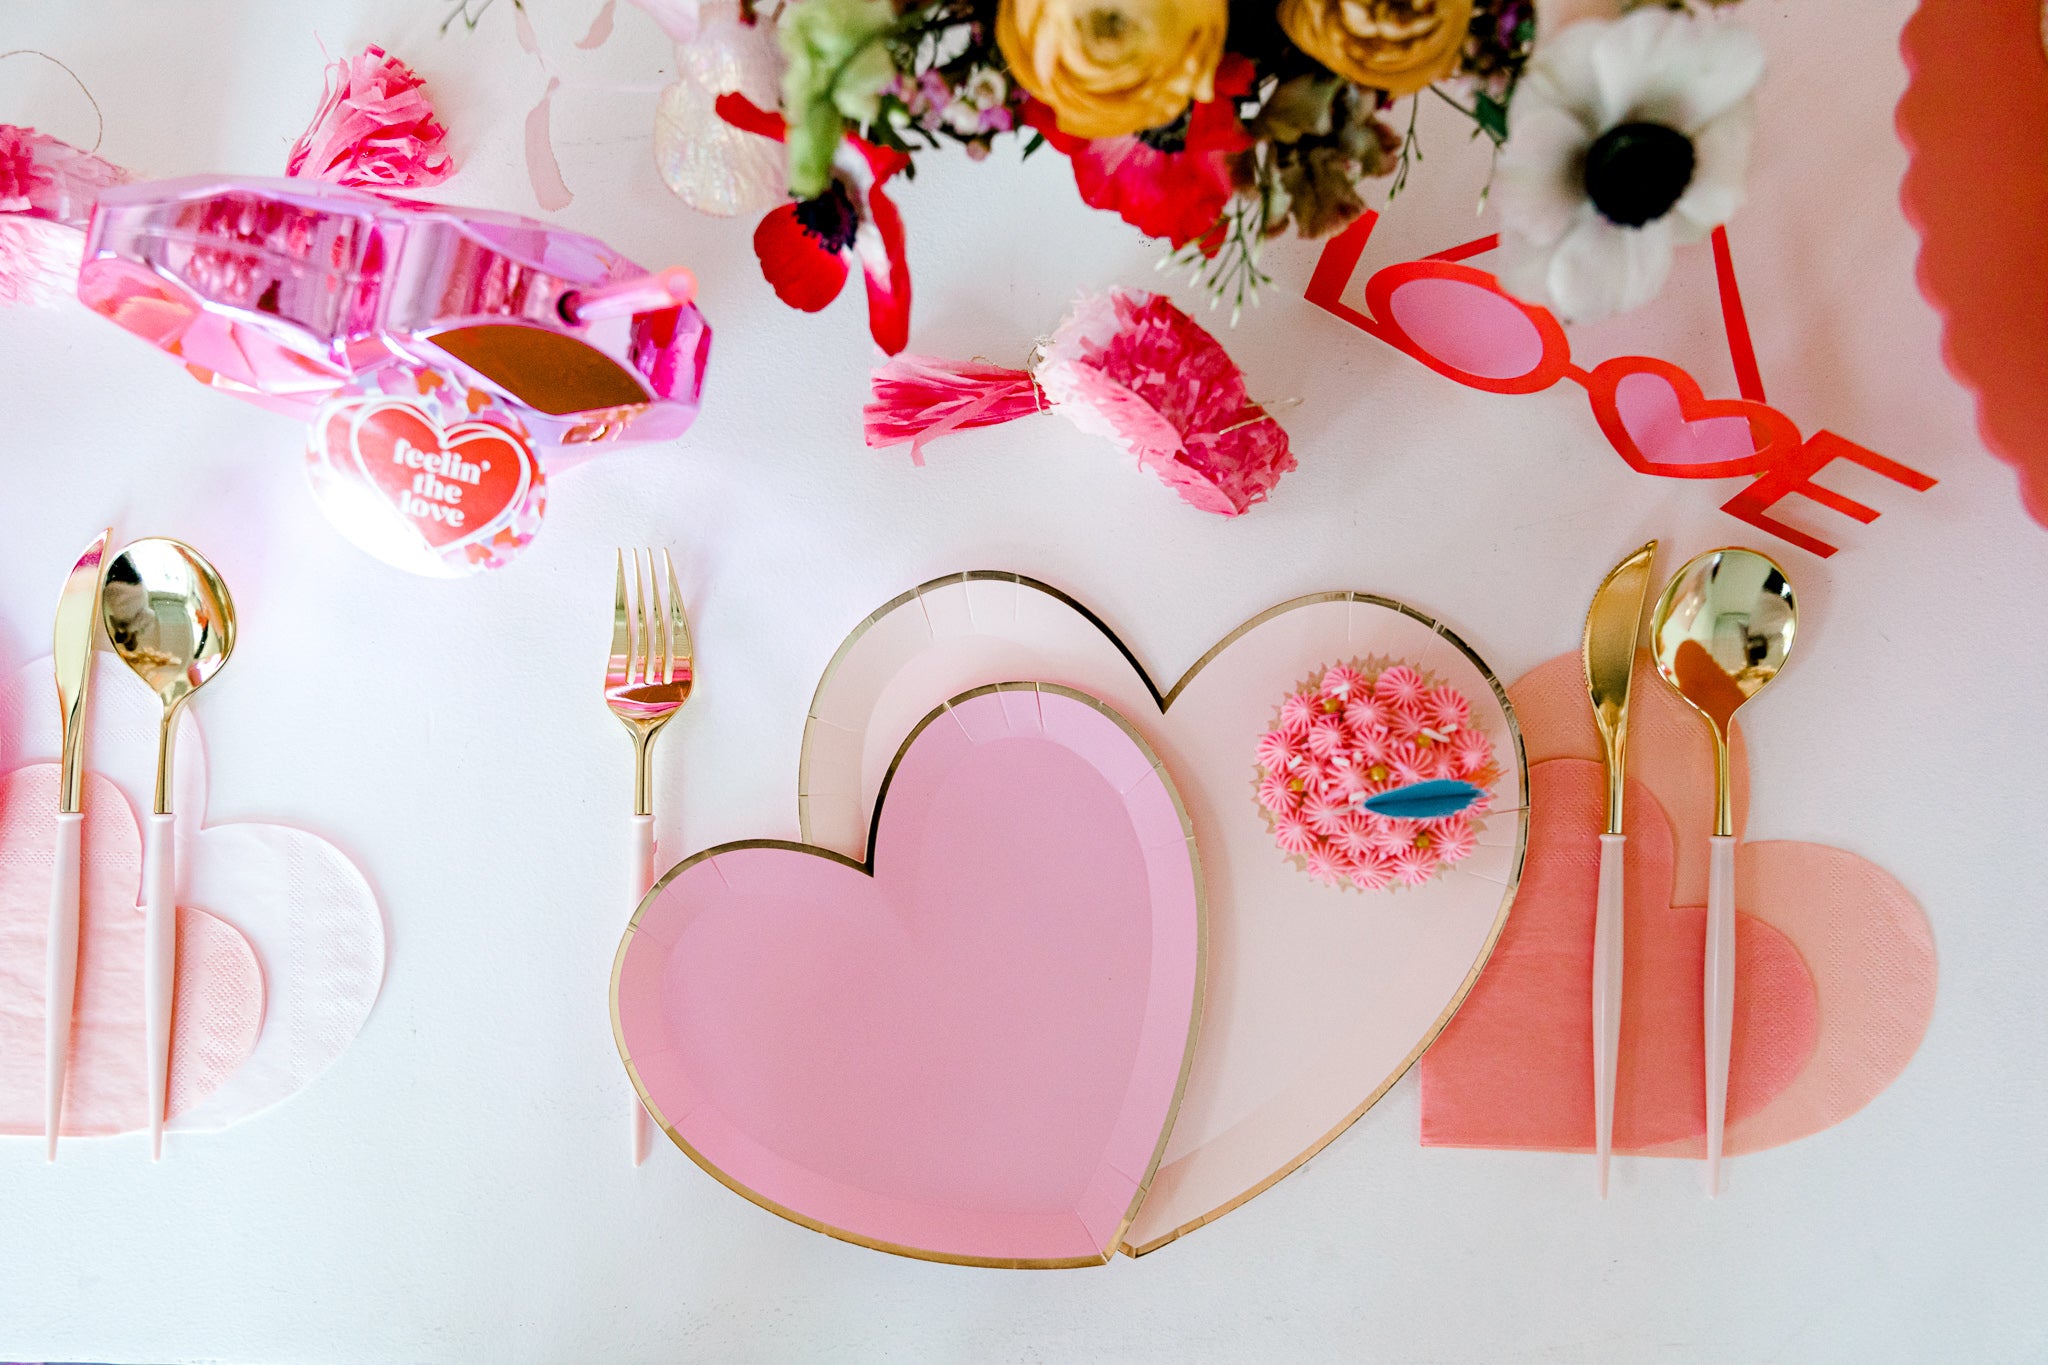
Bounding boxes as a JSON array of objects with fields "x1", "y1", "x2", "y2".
[{"x1": 1305, "y1": 212, "x2": 1935, "y2": 558}]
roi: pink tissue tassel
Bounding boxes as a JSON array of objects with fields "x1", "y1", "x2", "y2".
[
  {"x1": 865, "y1": 358, "x2": 1048, "y2": 466},
  {"x1": 864, "y1": 289, "x2": 1296, "y2": 516}
]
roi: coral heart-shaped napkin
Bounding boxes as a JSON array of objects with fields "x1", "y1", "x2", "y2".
[{"x1": 1418, "y1": 651, "x2": 1935, "y2": 1158}]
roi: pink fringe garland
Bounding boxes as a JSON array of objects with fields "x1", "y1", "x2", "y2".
[{"x1": 864, "y1": 355, "x2": 1048, "y2": 465}]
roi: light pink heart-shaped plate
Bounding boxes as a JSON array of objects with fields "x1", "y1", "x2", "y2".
[
  {"x1": 798, "y1": 574, "x2": 1528, "y2": 1255},
  {"x1": 612, "y1": 684, "x2": 1204, "y2": 1267}
]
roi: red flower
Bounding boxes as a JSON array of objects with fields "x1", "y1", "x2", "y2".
[
  {"x1": 1026, "y1": 54, "x2": 1255, "y2": 256},
  {"x1": 715, "y1": 94, "x2": 912, "y2": 354}
]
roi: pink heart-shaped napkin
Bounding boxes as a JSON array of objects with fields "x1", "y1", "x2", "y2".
[
  {"x1": 614, "y1": 685, "x2": 1203, "y2": 1267},
  {"x1": 0, "y1": 766, "x2": 264, "y2": 1134}
]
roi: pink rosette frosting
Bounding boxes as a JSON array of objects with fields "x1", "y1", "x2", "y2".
[
  {"x1": 1305, "y1": 795, "x2": 1352, "y2": 837},
  {"x1": 1375, "y1": 665, "x2": 1427, "y2": 709},
  {"x1": 1426, "y1": 685, "x2": 1470, "y2": 731},
  {"x1": 1347, "y1": 853, "x2": 1396, "y2": 892},
  {"x1": 1255, "y1": 729, "x2": 1297, "y2": 769},
  {"x1": 1319, "y1": 664, "x2": 1367, "y2": 700},
  {"x1": 1428, "y1": 815, "x2": 1478, "y2": 863},
  {"x1": 1451, "y1": 727, "x2": 1495, "y2": 777},
  {"x1": 1305, "y1": 716, "x2": 1348, "y2": 758},
  {"x1": 1303, "y1": 848, "x2": 1345, "y2": 886},
  {"x1": 1393, "y1": 846, "x2": 1438, "y2": 887},
  {"x1": 1257, "y1": 771, "x2": 1299, "y2": 814},
  {"x1": 1343, "y1": 693, "x2": 1387, "y2": 731},
  {"x1": 1253, "y1": 658, "x2": 1500, "y2": 893},
  {"x1": 1274, "y1": 815, "x2": 1316, "y2": 856}
]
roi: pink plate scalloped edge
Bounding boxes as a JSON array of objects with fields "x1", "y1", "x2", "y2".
[{"x1": 1897, "y1": 0, "x2": 2048, "y2": 527}]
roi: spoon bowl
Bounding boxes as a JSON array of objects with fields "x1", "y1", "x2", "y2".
[
  {"x1": 1650, "y1": 548, "x2": 1796, "y2": 835},
  {"x1": 102, "y1": 538, "x2": 236, "y2": 804}
]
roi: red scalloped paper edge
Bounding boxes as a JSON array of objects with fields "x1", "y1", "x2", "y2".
[{"x1": 1896, "y1": 0, "x2": 2048, "y2": 528}]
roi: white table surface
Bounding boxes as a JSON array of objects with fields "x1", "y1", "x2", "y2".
[{"x1": 2, "y1": 1, "x2": 2044, "y2": 1360}]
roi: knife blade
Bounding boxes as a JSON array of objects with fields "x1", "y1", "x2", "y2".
[
  {"x1": 1581, "y1": 538, "x2": 1656, "y2": 1197},
  {"x1": 46, "y1": 528, "x2": 110, "y2": 1159},
  {"x1": 1583, "y1": 541, "x2": 1658, "y2": 834}
]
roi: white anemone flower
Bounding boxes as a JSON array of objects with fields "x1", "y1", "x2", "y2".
[{"x1": 1492, "y1": 7, "x2": 1764, "y2": 322}]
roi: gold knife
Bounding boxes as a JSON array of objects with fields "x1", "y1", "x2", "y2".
[
  {"x1": 46, "y1": 528, "x2": 111, "y2": 1161},
  {"x1": 1581, "y1": 538, "x2": 1657, "y2": 1197}
]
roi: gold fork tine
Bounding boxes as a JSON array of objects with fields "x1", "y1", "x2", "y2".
[
  {"x1": 632, "y1": 549, "x2": 651, "y2": 685},
  {"x1": 648, "y1": 546, "x2": 671, "y2": 686},
  {"x1": 665, "y1": 549, "x2": 691, "y2": 678},
  {"x1": 612, "y1": 549, "x2": 631, "y2": 680}
]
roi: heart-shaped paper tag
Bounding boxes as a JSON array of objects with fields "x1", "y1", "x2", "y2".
[
  {"x1": 305, "y1": 369, "x2": 546, "y2": 576},
  {"x1": 613, "y1": 684, "x2": 1204, "y2": 1267},
  {"x1": 1586, "y1": 355, "x2": 1802, "y2": 480}
]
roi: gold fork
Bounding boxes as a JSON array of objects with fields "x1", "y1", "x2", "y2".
[{"x1": 605, "y1": 548, "x2": 693, "y2": 1164}]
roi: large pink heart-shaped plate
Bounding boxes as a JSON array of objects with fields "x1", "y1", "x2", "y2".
[
  {"x1": 798, "y1": 575, "x2": 1528, "y2": 1255},
  {"x1": 612, "y1": 684, "x2": 1204, "y2": 1267}
]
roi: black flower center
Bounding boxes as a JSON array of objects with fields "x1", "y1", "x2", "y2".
[
  {"x1": 793, "y1": 179, "x2": 861, "y2": 253},
  {"x1": 1135, "y1": 111, "x2": 1190, "y2": 153},
  {"x1": 1582, "y1": 121, "x2": 1695, "y2": 228}
]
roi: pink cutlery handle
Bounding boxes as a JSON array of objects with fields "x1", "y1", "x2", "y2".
[
  {"x1": 629, "y1": 812, "x2": 655, "y2": 1167},
  {"x1": 44, "y1": 809, "x2": 83, "y2": 1161},
  {"x1": 1705, "y1": 834, "x2": 1737, "y2": 1196},
  {"x1": 1593, "y1": 831, "x2": 1625, "y2": 1198},
  {"x1": 143, "y1": 812, "x2": 176, "y2": 1162}
]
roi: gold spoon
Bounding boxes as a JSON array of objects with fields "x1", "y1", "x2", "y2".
[
  {"x1": 102, "y1": 539, "x2": 237, "y2": 1160},
  {"x1": 1649, "y1": 547, "x2": 1796, "y2": 1196}
]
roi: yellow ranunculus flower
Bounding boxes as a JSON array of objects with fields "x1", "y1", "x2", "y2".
[
  {"x1": 997, "y1": 0, "x2": 1229, "y2": 140},
  {"x1": 1277, "y1": 0, "x2": 1474, "y2": 96}
]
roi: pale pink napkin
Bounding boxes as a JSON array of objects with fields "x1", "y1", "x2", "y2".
[
  {"x1": 0, "y1": 655, "x2": 384, "y2": 1136},
  {"x1": 0, "y1": 765, "x2": 263, "y2": 1133}
]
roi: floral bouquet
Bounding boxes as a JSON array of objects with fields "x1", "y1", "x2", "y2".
[{"x1": 683, "y1": 0, "x2": 1758, "y2": 350}]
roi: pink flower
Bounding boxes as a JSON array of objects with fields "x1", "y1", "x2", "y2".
[
  {"x1": 721, "y1": 94, "x2": 912, "y2": 355},
  {"x1": 287, "y1": 47, "x2": 453, "y2": 190}
]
